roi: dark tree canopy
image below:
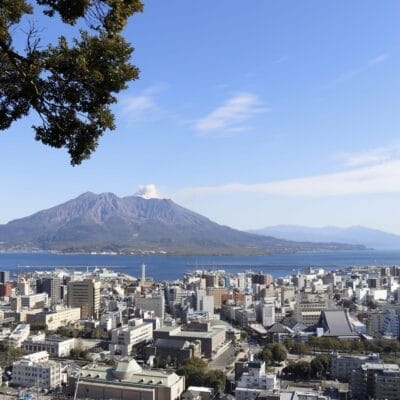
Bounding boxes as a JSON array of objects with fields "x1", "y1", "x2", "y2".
[{"x1": 0, "y1": 0, "x2": 143, "y2": 165}]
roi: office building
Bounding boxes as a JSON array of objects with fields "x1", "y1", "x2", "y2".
[
  {"x1": 110, "y1": 319, "x2": 153, "y2": 356},
  {"x1": 12, "y1": 351, "x2": 62, "y2": 390},
  {"x1": 26, "y1": 306, "x2": 81, "y2": 330},
  {"x1": 135, "y1": 295, "x2": 165, "y2": 320},
  {"x1": 23, "y1": 333, "x2": 75, "y2": 357},
  {"x1": 0, "y1": 270, "x2": 10, "y2": 284},
  {"x1": 67, "y1": 279, "x2": 100, "y2": 319}
]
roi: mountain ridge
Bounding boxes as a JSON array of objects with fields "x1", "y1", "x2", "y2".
[
  {"x1": 0, "y1": 193, "x2": 366, "y2": 255},
  {"x1": 249, "y1": 225, "x2": 400, "y2": 250}
]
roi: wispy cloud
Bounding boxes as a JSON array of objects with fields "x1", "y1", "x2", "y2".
[
  {"x1": 179, "y1": 159, "x2": 400, "y2": 199},
  {"x1": 336, "y1": 142, "x2": 400, "y2": 167},
  {"x1": 193, "y1": 93, "x2": 269, "y2": 135},
  {"x1": 325, "y1": 52, "x2": 389, "y2": 87},
  {"x1": 369, "y1": 53, "x2": 389, "y2": 65},
  {"x1": 121, "y1": 84, "x2": 168, "y2": 113}
]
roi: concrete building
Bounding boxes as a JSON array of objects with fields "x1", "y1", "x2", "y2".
[
  {"x1": 0, "y1": 281, "x2": 13, "y2": 297},
  {"x1": 21, "y1": 293, "x2": 48, "y2": 309},
  {"x1": 153, "y1": 323, "x2": 226, "y2": 359},
  {"x1": 294, "y1": 293, "x2": 327, "y2": 326},
  {"x1": 69, "y1": 358, "x2": 185, "y2": 400},
  {"x1": 26, "y1": 306, "x2": 81, "y2": 330},
  {"x1": 196, "y1": 289, "x2": 214, "y2": 315},
  {"x1": 206, "y1": 287, "x2": 228, "y2": 310},
  {"x1": 257, "y1": 300, "x2": 275, "y2": 327},
  {"x1": 235, "y1": 361, "x2": 278, "y2": 400},
  {"x1": 23, "y1": 333, "x2": 75, "y2": 357},
  {"x1": 331, "y1": 352, "x2": 381, "y2": 380},
  {"x1": 38, "y1": 277, "x2": 61, "y2": 304},
  {"x1": 135, "y1": 295, "x2": 165, "y2": 320},
  {"x1": 110, "y1": 319, "x2": 153, "y2": 356},
  {"x1": 235, "y1": 308, "x2": 257, "y2": 328},
  {"x1": 145, "y1": 338, "x2": 201, "y2": 366},
  {"x1": 252, "y1": 273, "x2": 273, "y2": 285},
  {"x1": 350, "y1": 362, "x2": 400, "y2": 400},
  {"x1": 12, "y1": 351, "x2": 62, "y2": 390},
  {"x1": 67, "y1": 279, "x2": 100, "y2": 319},
  {"x1": 0, "y1": 270, "x2": 10, "y2": 284},
  {"x1": 366, "y1": 311, "x2": 385, "y2": 337},
  {"x1": 382, "y1": 308, "x2": 400, "y2": 338},
  {"x1": 100, "y1": 311, "x2": 121, "y2": 331},
  {"x1": 8, "y1": 324, "x2": 30, "y2": 347}
]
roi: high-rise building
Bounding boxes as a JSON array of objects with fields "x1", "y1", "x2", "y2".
[
  {"x1": 0, "y1": 281, "x2": 13, "y2": 297},
  {"x1": 67, "y1": 279, "x2": 100, "y2": 319},
  {"x1": 38, "y1": 277, "x2": 61, "y2": 304},
  {"x1": 0, "y1": 270, "x2": 10, "y2": 284},
  {"x1": 206, "y1": 287, "x2": 228, "y2": 310}
]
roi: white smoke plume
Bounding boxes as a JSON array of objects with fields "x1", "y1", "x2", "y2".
[{"x1": 135, "y1": 184, "x2": 161, "y2": 199}]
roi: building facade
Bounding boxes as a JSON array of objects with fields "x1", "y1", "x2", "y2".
[{"x1": 67, "y1": 279, "x2": 100, "y2": 319}]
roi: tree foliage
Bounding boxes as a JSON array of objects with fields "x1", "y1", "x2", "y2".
[
  {"x1": 0, "y1": 342, "x2": 26, "y2": 367},
  {"x1": 282, "y1": 355, "x2": 331, "y2": 381},
  {"x1": 176, "y1": 357, "x2": 226, "y2": 396},
  {"x1": 258, "y1": 343, "x2": 287, "y2": 365},
  {"x1": 0, "y1": 0, "x2": 142, "y2": 165}
]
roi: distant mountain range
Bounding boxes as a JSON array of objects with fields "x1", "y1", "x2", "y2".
[
  {"x1": 0, "y1": 192, "x2": 365, "y2": 255},
  {"x1": 249, "y1": 225, "x2": 400, "y2": 250}
]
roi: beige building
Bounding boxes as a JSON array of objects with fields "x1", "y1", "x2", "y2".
[
  {"x1": 69, "y1": 358, "x2": 185, "y2": 400},
  {"x1": 23, "y1": 333, "x2": 75, "y2": 357},
  {"x1": 67, "y1": 279, "x2": 100, "y2": 319},
  {"x1": 12, "y1": 351, "x2": 62, "y2": 390},
  {"x1": 26, "y1": 306, "x2": 81, "y2": 330},
  {"x1": 294, "y1": 293, "x2": 328, "y2": 326},
  {"x1": 206, "y1": 287, "x2": 228, "y2": 310}
]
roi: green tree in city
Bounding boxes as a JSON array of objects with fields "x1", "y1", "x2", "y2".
[
  {"x1": 258, "y1": 343, "x2": 287, "y2": 365},
  {"x1": 289, "y1": 341, "x2": 309, "y2": 355},
  {"x1": 310, "y1": 354, "x2": 331, "y2": 378},
  {"x1": 0, "y1": 0, "x2": 142, "y2": 165},
  {"x1": 176, "y1": 358, "x2": 227, "y2": 396}
]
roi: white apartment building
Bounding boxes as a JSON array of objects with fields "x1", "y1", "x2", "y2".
[
  {"x1": 110, "y1": 319, "x2": 153, "y2": 356},
  {"x1": 23, "y1": 333, "x2": 75, "y2": 357},
  {"x1": 8, "y1": 324, "x2": 30, "y2": 347},
  {"x1": 12, "y1": 351, "x2": 62, "y2": 390},
  {"x1": 196, "y1": 289, "x2": 214, "y2": 315},
  {"x1": 235, "y1": 361, "x2": 278, "y2": 400}
]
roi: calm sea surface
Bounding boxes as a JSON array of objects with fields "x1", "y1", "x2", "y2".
[{"x1": 0, "y1": 250, "x2": 400, "y2": 280}]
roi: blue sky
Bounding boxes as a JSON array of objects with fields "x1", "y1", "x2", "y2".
[{"x1": 2, "y1": 0, "x2": 400, "y2": 233}]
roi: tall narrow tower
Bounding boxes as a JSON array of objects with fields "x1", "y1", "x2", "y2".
[{"x1": 141, "y1": 263, "x2": 146, "y2": 282}]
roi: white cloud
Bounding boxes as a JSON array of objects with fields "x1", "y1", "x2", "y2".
[
  {"x1": 324, "y1": 52, "x2": 389, "y2": 88},
  {"x1": 135, "y1": 184, "x2": 161, "y2": 199},
  {"x1": 123, "y1": 95, "x2": 155, "y2": 112},
  {"x1": 121, "y1": 84, "x2": 168, "y2": 113},
  {"x1": 193, "y1": 93, "x2": 269, "y2": 134},
  {"x1": 179, "y1": 159, "x2": 400, "y2": 198},
  {"x1": 336, "y1": 143, "x2": 400, "y2": 167},
  {"x1": 369, "y1": 53, "x2": 389, "y2": 65}
]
